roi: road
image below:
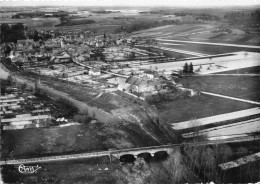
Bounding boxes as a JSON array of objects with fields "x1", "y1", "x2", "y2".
[{"x1": 156, "y1": 38, "x2": 260, "y2": 49}]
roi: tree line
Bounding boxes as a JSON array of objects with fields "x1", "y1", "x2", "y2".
[
  {"x1": 224, "y1": 10, "x2": 260, "y2": 23},
  {"x1": 57, "y1": 16, "x2": 95, "y2": 27},
  {"x1": 114, "y1": 20, "x2": 177, "y2": 33},
  {"x1": 1, "y1": 23, "x2": 26, "y2": 43}
]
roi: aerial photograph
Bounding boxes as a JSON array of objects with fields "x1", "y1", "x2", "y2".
[{"x1": 0, "y1": 0, "x2": 260, "y2": 183}]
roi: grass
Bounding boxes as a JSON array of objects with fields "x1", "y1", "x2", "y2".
[
  {"x1": 216, "y1": 66, "x2": 260, "y2": 74},
  {"x1": 151, "y1": 94, "x2": 256, "y2": 124},
  {"x1": 1, "y1": 157, "x2": 118, "y2": 184},
  {"x1": 179, "y1": 75, "x2": 260, "y2": 102}
]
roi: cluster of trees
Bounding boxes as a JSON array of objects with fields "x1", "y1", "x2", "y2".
[
  {"x1": 11, "y1": 11, "x2": 69, "y2": 18},
  {"x1": 115, "y1": 20, "x2": 176, "y2": 33},
  {"x1": 1, "y1": 23, "x2": 53, "y2": 43},
  {"x1": 12, "y1": 12, "x2": 45, "y2": 18},
  {"x1": 183, "y1": 62, "x2": 194, "y2": 74},
  {"x1": 1, "y1": 23, "x2": 26, "y2": 43},
  {"x1": 224, "y1": 11, "x2": 260, "y2": 19},
  {"x1": 194, "y1": 14, "x2": 220, "y2": 21},
  {"x1": 224, "y1": 11, "x2": 260, "y2": 23},
  {"x1": 57, "y1": 17, "x2": 95, "y2": 26}
]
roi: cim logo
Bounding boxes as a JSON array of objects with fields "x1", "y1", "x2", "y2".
[{"x1": 18, "y1": 164, "x2": 41, "y2": 174}]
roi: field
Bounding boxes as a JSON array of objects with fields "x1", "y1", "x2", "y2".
[
  {"x1": 179, "y1": 76, "x2": 260, "y2": 102},
  {"x1": 140, "y1": 46, "x2": 193, "y2": 59},
  {"x1": 0, "y1": 13, "x2": 60, "y2": 29},
  {"x1": 132, "y1": 24, "x2": 210, "y2": 38},
  {"x1": 150, "y1": 94, "x2": 256, "y2": 124},
  {"x1": 2, "y1": 121, "x2": 160, "y2": 159},
  {"x1": 156, "y1": 41, "x2": 260, "y2": 55},
  {"x1": 216, "y1": 66, "x2": 260, "y2": 74}
]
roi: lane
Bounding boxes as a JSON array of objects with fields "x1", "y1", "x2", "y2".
[{"x1": 156, "y1": 38, "x2": 260, "y2": 49}]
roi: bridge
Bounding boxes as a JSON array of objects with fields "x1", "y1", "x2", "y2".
[
  {"x1": 0, "y1": 145, "x2": 173, "y2": 166},
  {"x1": 1, "y1": 137, "x2": 259, "y2": 166}
]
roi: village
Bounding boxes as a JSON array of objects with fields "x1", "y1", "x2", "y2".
[
  {"x1": 1, "y1": 3, "x2": 260, "y2": 183},
  {"x1": 1, "y1": 28, "x2": 198, "y2": 106}
]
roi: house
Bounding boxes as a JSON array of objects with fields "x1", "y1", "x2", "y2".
[
  {"x1": 122, "y1": 75, "x2": 157, "y2": 93},
  {"x1": 89, "y1": 68, "x2": 101, "y2": 76},
  {"x1": 143, "y1": 70, "x2": 155, "y2": 79},
  {"x1": 77, "y1": 55, "x2": 85, "y2": 62}
]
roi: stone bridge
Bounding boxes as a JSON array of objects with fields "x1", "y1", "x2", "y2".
[
  {"x1": 111, "y1": 146, "x2": 172, "y2": 159},
  {"x1": 0, "y1": 145, "x2": 174, "y2": 165},
  {"x1": 1, "y1": 137, "x2": 257, "y2": 165}
]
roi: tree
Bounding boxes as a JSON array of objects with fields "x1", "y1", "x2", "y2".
[
  {"x1": 183, "y1": 62, "x2": 189, "y2": 73},
  {"x1": 33, "y1": 30, "x2": 40, "y2": 41},
  {"x1": 6, "y1": 76, "x2": 13, "y2": 85},
  {"x1": 189, "y1": 62, "x2": 194, "y2": 73},
  {"x1": 21, "y1": 83, "x2": 27, "y2": 92},
  {"x1": 1, "y1": 23, "x2": 26, "y2": 43}
]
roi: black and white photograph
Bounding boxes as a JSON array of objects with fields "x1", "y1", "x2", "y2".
[{"x1": 0, "y1": 0, "x2": 260, "y2": 183}]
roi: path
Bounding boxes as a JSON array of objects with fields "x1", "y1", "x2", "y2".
[{"x1": 201, "y1": 91, "x2": 260, "y2": 105}]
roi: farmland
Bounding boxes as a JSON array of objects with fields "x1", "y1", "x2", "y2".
[
  {"x1": 216, "y1": 65, "x2": 260, "y2": 74},
  {"x1": 150, "y1": 94, "x2": 256, "y2": 124},
  {"x1": 155, "y1": 41, "x2": 260, "y2": 55},
  {"x1": 179, "y1": 76, "x2": 260, "y2": 102}
]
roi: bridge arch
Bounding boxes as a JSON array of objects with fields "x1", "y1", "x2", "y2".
[
  {"x1": 119, "y1": 154, "x2": 136, "y2": 163},
  {"x1": 137, "y1": 152, "x2": 152, "y2": 161},
  {"x1": 153, "y1": 151, "x2": 169, "y2": 161}
]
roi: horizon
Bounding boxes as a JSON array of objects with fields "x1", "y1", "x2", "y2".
[{"x1": 1, "y1": 0, "x2": 260, "y2": 7}]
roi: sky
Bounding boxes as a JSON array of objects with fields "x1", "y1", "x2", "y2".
[{"x1": 1, "y1": 0, "x2": 260, "y2": 7}]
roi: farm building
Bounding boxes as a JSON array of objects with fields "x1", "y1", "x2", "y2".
[{"x1": 120, "y1": 75, "x2": 161, "y2": 93}]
